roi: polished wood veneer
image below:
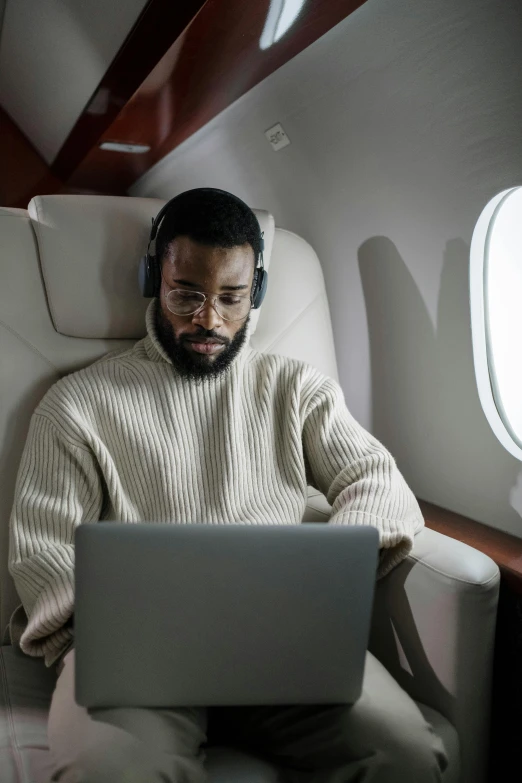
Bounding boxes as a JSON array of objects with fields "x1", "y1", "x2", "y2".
[
  {"x1": 52, "y1": 0, "x2": 207, "y2": 186},
  {"x1": 53, "y1": 0, "x2": 369, "y2": 194}
]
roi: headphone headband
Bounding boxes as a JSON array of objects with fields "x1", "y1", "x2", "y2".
[
  {"x1": 149, "y1": 188, "x2": 264, "y2": 258},
  {"x1": 139, "y1": 188, "x2": 267, "y2": 308}
]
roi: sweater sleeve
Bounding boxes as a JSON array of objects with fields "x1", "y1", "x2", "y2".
[
  {"x1": 302, "y1": 377, "x2": 424, "y2": 578},
  {"x1": 8, "y1": 412, "x2": 103, "y2": 667}
]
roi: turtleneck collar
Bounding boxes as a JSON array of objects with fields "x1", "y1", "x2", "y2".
[
  {"x1": 143, "y1": 300, "x2": 172, "y2": 364},
  {"x1": 142, "y1": 299, "x2": 254, "y2": 370}
]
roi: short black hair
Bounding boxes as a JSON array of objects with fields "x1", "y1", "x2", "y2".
[{"x1": 156, "y1": 189, "x2": 262, "y2": 267}]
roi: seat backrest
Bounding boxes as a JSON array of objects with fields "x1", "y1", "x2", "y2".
[{"x1": 0, "y1": 195, "x2": 338, "y2": 640}]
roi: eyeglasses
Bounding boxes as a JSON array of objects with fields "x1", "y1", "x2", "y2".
[{"x1": 164, "y1": 286, "x2": 252, "y2": 322}]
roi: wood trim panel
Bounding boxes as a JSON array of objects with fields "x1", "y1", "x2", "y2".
[
  {"x1": 419, "y1": 498, "x2": 522, "y2": 592},
  {"x1": 52, "y1": 0, "x2": 208, "y2": 183},
  {"x1": 55, "y1": 0, "x2": 368, "y2": 194}
]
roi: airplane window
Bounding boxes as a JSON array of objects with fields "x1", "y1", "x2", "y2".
[
  {"x1": 470, "y1": 186, "x2": 522, "y2": 460},
  {"x1": 260, "y1": 0, "x2": 307, "y2": 50}
]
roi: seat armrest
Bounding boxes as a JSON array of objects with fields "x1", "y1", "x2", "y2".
[
  {"x1": 369, "y1": 526, "x2": 499, "y2": 783},
  {"x1": 302, "y1": 488, "x2": 331, "y2": 522}
]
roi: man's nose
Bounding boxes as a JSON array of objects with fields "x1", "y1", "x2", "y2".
[{"x1": 192, "y1": 298, "x2": 223, "y2": 330}]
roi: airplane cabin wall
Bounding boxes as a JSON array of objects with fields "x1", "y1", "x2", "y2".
[{"x1": 131, "y1": 0, "x2": 522, "y2": 536}]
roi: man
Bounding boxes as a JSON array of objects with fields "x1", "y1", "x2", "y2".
[{"x1": 9, "y1": 189, "x2": 447, "y2": 782}]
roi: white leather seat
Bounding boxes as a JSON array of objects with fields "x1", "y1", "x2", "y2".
[{"x1": 0, "y1": 197, "x2": 499, "y2": 783}]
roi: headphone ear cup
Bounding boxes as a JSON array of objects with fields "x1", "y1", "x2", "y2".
[
  {"x1": 252, "y1": 268, "x2": 268, "y2": 309},
  {"x1": 138, "y1": 255, "x2": 150, "y2": 297},
  {"x1": 152, "y1": 256, "x2": 161, "y2": 298},
  {"x1": 138, "y1": 255, "x2": 160, "y2": 298}
]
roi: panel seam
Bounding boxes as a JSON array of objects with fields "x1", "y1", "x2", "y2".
[
  {"x1": 263, "y1": 293, "x2": 324, "y2": 353},
  {"x1": 407, "y1": 553, "x2": 500, "y2": 587},
  {"x1": 0, "y1": 319, "x2": 58, "y2": 370},
  {"x1": 31, "y1": 198, "x2": 60, "y2": 332}
]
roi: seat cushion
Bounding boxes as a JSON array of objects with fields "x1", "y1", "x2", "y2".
[
  {"x1": 0, "y1": 644, "x2": 280, "y2": 782},
  {"x1": 417, "y1": 703, "x2": 460, "y2": 783},
  {"x1": 205, "y1": 747, "x2": 280, "y2": 782},
  {"x1": 0, "y1": 644, "x2": 57, "y2": 782},
  {"x1": 302, "y1": 487, "x2": 331, "y2": 522}
]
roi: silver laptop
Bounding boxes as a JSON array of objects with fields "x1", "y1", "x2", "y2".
[{"x1": 74, "y1": 523, "x2": 379, "y2": 709}]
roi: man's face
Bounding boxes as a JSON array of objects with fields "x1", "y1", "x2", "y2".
[{"x1": 155, "y1": 235, "x2": 255, "y2": 380}]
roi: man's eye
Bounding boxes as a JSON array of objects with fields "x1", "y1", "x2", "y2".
[
  {"x1": 176, "y1": 291, "x2": 202, "y2": 302},
  {"x1": 219, "y1": 295, "x2": 242, "y2": 306}
]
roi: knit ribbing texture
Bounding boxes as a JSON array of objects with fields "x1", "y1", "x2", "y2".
[{"x1": 9, "y1": 301, "x2": 424, "y2": 667}]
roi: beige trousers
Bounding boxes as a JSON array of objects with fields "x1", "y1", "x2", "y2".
[{"x1": 47, "y1": 648, "x2": 448, "y2": 783}]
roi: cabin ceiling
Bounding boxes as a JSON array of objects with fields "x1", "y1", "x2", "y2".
[
  {"x1": 0, "y1": 0, "x2": 368, "y2": 205},
  {"x1": 0, "y1": 0, "x2": 149, "y2": 164}
]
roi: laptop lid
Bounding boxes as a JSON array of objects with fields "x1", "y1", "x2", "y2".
[{"x1": 74, "y1": 523, "x2": 379, "y2": 709}]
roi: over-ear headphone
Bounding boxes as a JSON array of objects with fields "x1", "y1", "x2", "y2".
[{"x1": 138, "y1": 188, "x2": 267, "y2": 309}]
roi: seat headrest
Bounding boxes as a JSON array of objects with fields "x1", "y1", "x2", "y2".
[{"x1": 28, "y1": 195, "x2": 274, "y2": 340}]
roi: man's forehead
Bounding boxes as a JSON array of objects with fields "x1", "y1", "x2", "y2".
[{"x1": 164, "y1": 237, "x2": 254, "y2": 273}]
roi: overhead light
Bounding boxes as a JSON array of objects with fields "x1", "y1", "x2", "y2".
[
  {"x1": 260, "y1": 0, "x2": 307, "y2": 51},
  {"x1": 99, "y1": 142, "x2": 151, "y2": 154}
]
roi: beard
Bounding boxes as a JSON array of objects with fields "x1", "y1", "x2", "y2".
[{"x1": 155, "y1": 305, "x2": 250, "y2": 382}]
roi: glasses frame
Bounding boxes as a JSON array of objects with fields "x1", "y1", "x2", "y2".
[{"x1": 162, "y1": 280, "x2": 253, "y2": 322}]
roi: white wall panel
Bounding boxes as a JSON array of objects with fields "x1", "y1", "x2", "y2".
[
  {"x1": 0, "y1": 0, "x2": 147, "y2": 163},
  {"x1": 131, "y1": 0, "x2": 522, "y2": 535}
]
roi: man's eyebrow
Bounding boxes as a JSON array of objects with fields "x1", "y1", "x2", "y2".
[{"x1": 173, "y1": 279, "x2": 249, "y2": 291}]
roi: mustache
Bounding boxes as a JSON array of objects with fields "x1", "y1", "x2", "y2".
[{"x1": 181, "y1": 330, "x2": 228, "y2": 346}]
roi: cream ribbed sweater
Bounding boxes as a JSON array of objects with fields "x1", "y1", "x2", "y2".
[{"x1": 9, "y1": 300, "x2": 424, "y2": 668}]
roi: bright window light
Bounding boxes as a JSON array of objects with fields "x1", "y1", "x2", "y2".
[
  {"x1": 470, "y1": 186, "x2": 522, "y2": 460},
  {"x1": 260, "y1": 0, "x2": 307, "y2": 51}
]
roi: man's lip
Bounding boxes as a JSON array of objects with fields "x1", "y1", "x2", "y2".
[
  {"x1": 187, "y1": 340, "x2": 226, "y2": 355},
  {"x1": 186, "y1": 338, "x2": 225, "y2": 345}
]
